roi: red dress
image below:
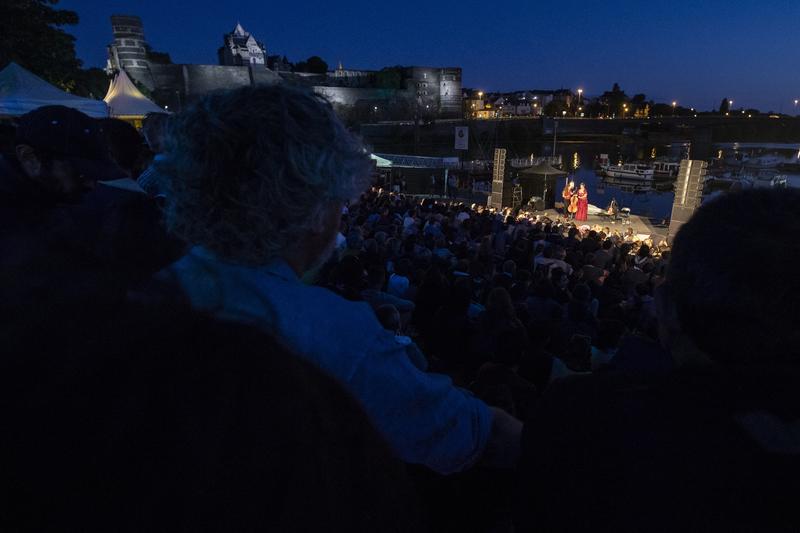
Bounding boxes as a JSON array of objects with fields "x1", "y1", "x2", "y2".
[{"x1": 575, "y1": 190, "x2": 589, "y2": 221}]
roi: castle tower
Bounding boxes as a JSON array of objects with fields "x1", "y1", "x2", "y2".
[
  {"x1": 218, "y1": 22, "x2": 267, "y2": 67},
  {"x1": 107, "y1": 15, "x2": 152, "y2": 88}
]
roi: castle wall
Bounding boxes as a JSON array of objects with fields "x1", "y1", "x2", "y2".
[
  {"x1": 183, "y1": 65, "x2": 252, "y2": 97},
  {"x1": 313, "y1": 86, "x2": 400, "y2": 106}
]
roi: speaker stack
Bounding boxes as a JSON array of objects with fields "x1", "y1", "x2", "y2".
[
  {"x1": 489, "y1": 148, "x2": 511, "y2": 209},
  {"x1": 668, "y1": 159, "x2": 707, "y2": 242}
]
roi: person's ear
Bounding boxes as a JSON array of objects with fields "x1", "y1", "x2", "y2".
[{"x1": 15, "y1": 144, "x2": 42, "y2": 179}]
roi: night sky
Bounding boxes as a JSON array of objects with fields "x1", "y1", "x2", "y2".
[{"x1": 60, "y1": 0, "x2": 800, "y2": 113}]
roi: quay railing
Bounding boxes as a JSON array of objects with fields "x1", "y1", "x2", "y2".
[{"x1": 375, "y1": 154, "x2": 562, "y2": 171}]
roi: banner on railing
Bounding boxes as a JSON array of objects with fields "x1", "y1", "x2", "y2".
[{"x1": 454, "y1": 126, "x2": 468, "y2": 150}]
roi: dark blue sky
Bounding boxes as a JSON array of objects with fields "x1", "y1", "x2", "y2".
[{"x1": 61, "y1": 0, "x2": 800, "y2": 112}]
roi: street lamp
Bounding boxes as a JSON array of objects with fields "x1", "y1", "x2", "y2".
[{"x1": 672, "y1": 101, "x2": 677, "y2": 116}]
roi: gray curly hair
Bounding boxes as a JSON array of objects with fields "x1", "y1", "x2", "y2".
[{"x1": 157, "y1": 84, "x2": 371, "y2": 265}]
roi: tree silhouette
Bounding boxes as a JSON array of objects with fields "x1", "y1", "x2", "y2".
[
  {"x1": 719, "y1": 98, "x2": 731, "y2": 114},
  {"x1": 0, "y1": 0, "x2": 112, "y2": 98},
  {"x1": 600, "y1": 83, "x2": 629, "y2": 116},
  {"x1": 0, "y1": 0, "x2": 82, "y2": 90},
  {"x1": 294, "y1": 56, "x2": 328, "y2": 74}
]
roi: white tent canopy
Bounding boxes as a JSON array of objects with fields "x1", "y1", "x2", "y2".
[
  {"x1": 370, "y1": 153, "x2": 393, "y2": 168},
  {"x1": 103, "y1": 69, "x2": 164, "y2": 118},
  {"x1": 0, "y1": 62, "x2": 108, "y2": 118}
]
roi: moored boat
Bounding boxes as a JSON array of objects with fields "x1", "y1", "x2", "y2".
[
  {"x1": 651, "y1": 160, "x2": 680, "y2": 179},
  {"x1": 602, "y1": 162, "x2": 654, "y2": 181}
]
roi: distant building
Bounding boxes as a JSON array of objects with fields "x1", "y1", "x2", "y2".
[
  {"x1": 404, "y1": 67, "x2": 462, "y2": 116},
  {"x1": 218, "y1": 23, "x2": 267, "y2": 66},
  {"x1": 634, "y1": 104, "x2": 650, "y2": 118},
  {"x1": 330, "y1": 61, "x2": 372, "y2": 80},
  {"x1": 552, "y1": 89, "x2": 574, "y2": 108},
  {"x1": 463, "y1": 89, "x2": 485, "y2": 117}
]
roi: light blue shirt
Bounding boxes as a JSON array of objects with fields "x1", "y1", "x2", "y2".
[
  {"x1": 159, "y1": 246, "x2": 492, "y2": 474},
  {"x1": 137, "y1": 154, "x2": 166, "y2": 197}
]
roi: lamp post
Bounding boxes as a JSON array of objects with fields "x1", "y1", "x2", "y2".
[
  {"x1": 672, "y1": 101, "x2": 677, "y2": 116},
  {"x1": 795, "y1": 99, "x2": 798, "y2": 115}
]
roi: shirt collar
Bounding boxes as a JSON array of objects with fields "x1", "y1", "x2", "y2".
[{"x1": 190, "y1": 246, "x2": 299, "y2": 282}]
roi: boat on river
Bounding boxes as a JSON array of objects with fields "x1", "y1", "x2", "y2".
[
  {"x1": 651, "y1": 160, "x2": 680, "y2": 179},
  {"x1": 602, "y1": 162, "x2": 655, "y2": 181}
]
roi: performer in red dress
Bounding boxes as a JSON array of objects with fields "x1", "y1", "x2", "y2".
[{"x1": 575, "y1": 182, "x2": 589, "y2": 222}]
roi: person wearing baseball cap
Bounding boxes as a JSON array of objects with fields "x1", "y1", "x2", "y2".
[
  {"x1": 1, "y1": 105, "x2": 125, "y2": 205},
  {"x1": 1, "y1": 106, "x2": 180, "y2": 326}
]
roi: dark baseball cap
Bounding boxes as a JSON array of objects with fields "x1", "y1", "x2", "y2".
[{"x1": 15, "y1": 105, "x2": 126, "y2": 182}]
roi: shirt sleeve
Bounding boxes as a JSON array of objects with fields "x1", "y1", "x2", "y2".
[{"x1": 346, "y1": 330, "x2": 493, "y2": 475}]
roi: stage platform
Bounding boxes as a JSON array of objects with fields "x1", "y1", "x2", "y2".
[
  {"x1": 404, "y1": 192, "x2": 669, "y2": 243},
  {"x1": 534, "y1": 209, "x2": 669, "y2": 242}
]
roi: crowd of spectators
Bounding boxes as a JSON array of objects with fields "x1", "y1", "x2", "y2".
[
  {"x1": 319, "y1": 191, "x2": 674, "y2": 401},
  {"x1": 2, "y1": 85, "x2": 799, "y2": 532}
]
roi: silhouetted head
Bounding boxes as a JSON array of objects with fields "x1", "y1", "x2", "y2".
[{"x1": 661, "y1": 189, "x2": 800, "y2": 365}]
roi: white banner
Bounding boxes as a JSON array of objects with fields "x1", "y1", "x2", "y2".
[{"x1": 454, "y1": 126, "x2": 468, "y2": 150}]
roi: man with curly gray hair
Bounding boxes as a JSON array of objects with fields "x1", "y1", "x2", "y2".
[{"x1": 154, "y1": 85, "x2": 521, "y2": 475}]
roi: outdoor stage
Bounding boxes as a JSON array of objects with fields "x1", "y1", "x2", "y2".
[
  {"x1": 409, "y1": 192, "x2": 669, "y2": 243},
  {"x1": 533, "y1": 208, "x2": 669, "y2": 242}
]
